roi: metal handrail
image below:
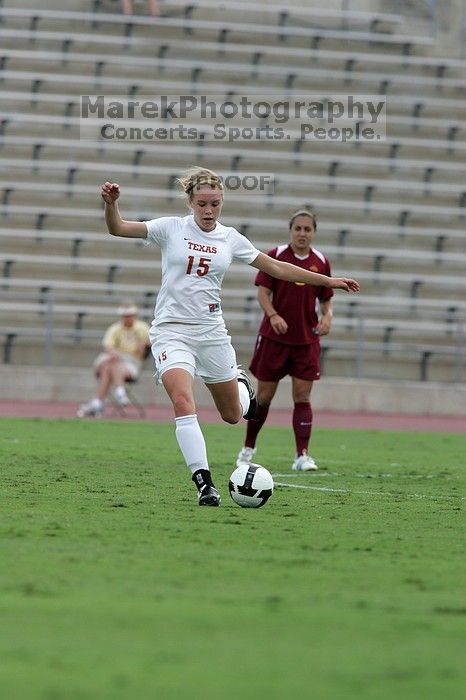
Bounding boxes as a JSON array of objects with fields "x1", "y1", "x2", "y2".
[{"x1": 1, "y1": 293, "x2": 464, "y2": 381}]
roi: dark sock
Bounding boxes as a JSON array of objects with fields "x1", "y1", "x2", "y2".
[
  {"x1": 293, "y1": 401, "x2": 313, "y2": 455},
  {"x1": 245, "y1": 403, "x2": 270, "y2": 448},
  {"x1": 192, "y1": 469, "x2": 214, "y2": 492}
]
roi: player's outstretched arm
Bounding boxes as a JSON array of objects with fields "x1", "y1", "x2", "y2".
[
  {"x1": 250, "y1": 252, "x2": 360, "y2": 293},
  {"x1": 101, "y1": 182, "x2": 147, "y2": 239}
]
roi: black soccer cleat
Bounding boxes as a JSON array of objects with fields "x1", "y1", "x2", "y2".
[
  {"x1": 237, "y1": 368, "x2": 257, "y2": 420},
  {"x1": 192, "y1": 469, "x2": 221, "y2": 506},
  {"x1": 198, "y1": 485, "x2": 221, "y2": 507}
]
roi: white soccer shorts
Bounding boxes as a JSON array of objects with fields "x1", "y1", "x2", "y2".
[{"x1": 151, "y1": 322, "x2": 238, "y2": 384}]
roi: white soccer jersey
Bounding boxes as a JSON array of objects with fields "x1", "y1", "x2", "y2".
[{"x1": 145, "y1": 215, "x2": 260, "y2": 328}]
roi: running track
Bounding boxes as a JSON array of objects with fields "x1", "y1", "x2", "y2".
[{"x1": 0, "y1": 400, "x2": 464, "y2": 433}]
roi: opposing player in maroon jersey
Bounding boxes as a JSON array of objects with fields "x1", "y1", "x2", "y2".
[{"x1": 237, "y1": 210, "x2": 333, "y2": 471}]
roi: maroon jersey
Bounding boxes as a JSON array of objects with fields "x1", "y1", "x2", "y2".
[{"x1": 255, "y1": 244, "x2": 333, "y2": 346}]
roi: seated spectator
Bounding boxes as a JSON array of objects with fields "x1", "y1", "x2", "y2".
[
  {"x1": 77, "y1": 302, "x2": 151, "y2": 418},
  {"x1": 121, "y1": 0, "x2": 160, "y2": 16}
]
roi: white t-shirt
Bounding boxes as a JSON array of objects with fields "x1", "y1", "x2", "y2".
[{"x1": 145, "y1": 215, "x2": 260, "y2": 328}]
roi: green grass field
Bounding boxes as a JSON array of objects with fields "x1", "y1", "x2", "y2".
[{"x1": 1, "y1": 417, "x2": 464, "y2": 700}]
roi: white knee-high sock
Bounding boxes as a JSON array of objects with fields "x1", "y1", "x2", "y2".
[
  {"x1": 175, "y1": 414, "x2": 209, "y2": 474},
  {"x1": 238, "y1": 381, "x2": 250, "y2": 417}
]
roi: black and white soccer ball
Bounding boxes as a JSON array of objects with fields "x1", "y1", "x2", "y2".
[{"x1": 228, "y1": 463, "x2": 274, "y2": 508}]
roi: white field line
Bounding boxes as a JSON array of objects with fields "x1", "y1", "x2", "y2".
[
  {"x1": 272, "y1": 480, "x2": 464, "y2": 501},
  {"x1": 272, "y1": 472, "x2": 458, "y2": 480},
  {"x1": 274, "y1": 458, "x2": 464, "y2": 471}
]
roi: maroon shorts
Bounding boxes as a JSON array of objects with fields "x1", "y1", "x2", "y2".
[{"x1": 249, "y1": 335, "x2": 321, "y2": 382}]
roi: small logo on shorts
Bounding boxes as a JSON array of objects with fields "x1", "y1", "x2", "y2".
[{"x1": 209, "y1": 303, "x2": 220, "y2": 313}]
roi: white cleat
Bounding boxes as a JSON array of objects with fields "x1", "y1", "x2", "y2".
[
  {"x1": 292, "y1": 452, "x2": 318, "y2": 471},
  {"x1": 236, "y1": 446, "x2": 256, "y2": 467}
]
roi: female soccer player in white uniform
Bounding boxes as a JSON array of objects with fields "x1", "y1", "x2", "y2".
[{"x1": 101, "y1": 168, "x2": 360, "y2": 506}]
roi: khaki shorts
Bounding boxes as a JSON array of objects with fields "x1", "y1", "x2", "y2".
[{"x1": 93, "y1": 352, "x2": 141, "y2": 380}]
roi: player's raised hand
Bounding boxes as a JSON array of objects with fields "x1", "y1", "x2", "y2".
[
  {"x1": 331, "y1": 277, "x2": 360, "y2": 293},
  {"x1": 101, "y1": 181, "x2": 121, "y2": 204}
]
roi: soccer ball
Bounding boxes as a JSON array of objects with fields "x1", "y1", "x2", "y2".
[{"x1": 228, "y1": 463, "x2": 274, "y2": 508}]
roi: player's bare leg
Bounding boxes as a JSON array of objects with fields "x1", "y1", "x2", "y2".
[
  {"x1": 162, "y1": 367, "x2": 196, "y2": 416},
  {"x1": 206, "y1": 379, "x2": 243, "y2": 424},
  {"x1": 291, "y1": 377, "x2": 314, "y2": 404},
  {"x1": 207, "y1": 367, "x2": 257, "y2": 424},
  {"x1": 256, "y1": 380, "x2": 279, "y2": 406}
]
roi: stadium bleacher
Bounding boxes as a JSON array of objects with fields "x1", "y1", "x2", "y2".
[{"x1": 0, "y1": 0, "x2": 465, "y2": 384}]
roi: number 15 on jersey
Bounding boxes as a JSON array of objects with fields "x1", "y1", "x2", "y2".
[{"x1": 186, "y1": 256, "x2": 211, "y2": 276}]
